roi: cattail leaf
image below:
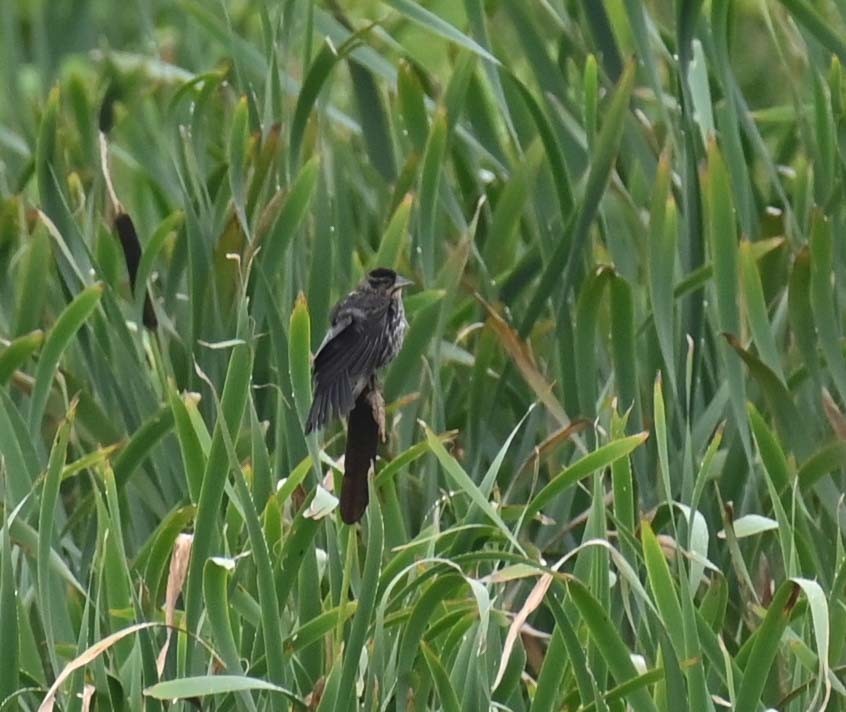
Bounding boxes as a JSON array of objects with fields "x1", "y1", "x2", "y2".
[
  {"x1": 228, "y1": 95, "x2": 251, "y2": 238},
  {"x1": 258, "y1": 156, "x2": 320, "y2": 274},
  {"x1": 288, "y1": 292, "x2": 312, "y2": 428},
  {"x1": 397, "y1": 59, "x2": 428, "y2": 151},
  {"x1": 567, "y1": 578, "x2": 659, "y2": 712},
  {"x1": 734, "y1": 581, "x2": 799, "y2": 711},
  {"x1": 525, "y1": 433, "x2": 649, "y2": 524},
  {"x1": 521, "y1": 58, "x2": 636, "y2": 334},
  {"x1": 418, "y1": 109, "x2": 449, "y2": 281},
  {"x1": 27, "y1": 282, "x2": 103, "y2": 435},
  {"x1": 0, "y1": 330, "x2": 44, "y2": 386}
]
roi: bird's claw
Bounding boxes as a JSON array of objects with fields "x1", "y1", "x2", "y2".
[{"x1": 366, "y1": 385, "x2": 386, "y2": 442}]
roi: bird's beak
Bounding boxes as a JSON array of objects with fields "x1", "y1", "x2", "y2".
[{"x1": 394, "y1": 275, "x2": 414, "y2": 289}]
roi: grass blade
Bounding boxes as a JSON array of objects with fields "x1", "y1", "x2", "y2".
[
  {"x1": 521, "y1": 58, "x2": 636, "y2": 334},
  {"x1": 27, "y1": 283, "x2": 103, "y2": 435}
]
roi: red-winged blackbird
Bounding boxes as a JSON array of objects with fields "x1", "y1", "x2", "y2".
[
  {"x1": 305, "y1": 267, "x2": 413, "y2": 522},
  {"x1": 305, "y1": 267, "x2": 413, "y2": 432}
]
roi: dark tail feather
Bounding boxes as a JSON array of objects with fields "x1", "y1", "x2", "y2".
[
  {"x1": 340, "y1": 388, "x2": 380, "y2": 524},
  {"x1": 305, "y1": 373, "x2": 352, "y2": 433},
  {"x1": 305, "y1": 386, "x2": 328, "y2": 433}
]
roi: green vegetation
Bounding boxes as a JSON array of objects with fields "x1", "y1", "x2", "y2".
[{"x1": 1, "y1": 0, "x2": 846, "y2": 709}]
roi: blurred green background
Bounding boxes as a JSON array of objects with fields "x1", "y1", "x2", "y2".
[{"x1": 2, "y1": 0, "x2": 846, "y2": 710}]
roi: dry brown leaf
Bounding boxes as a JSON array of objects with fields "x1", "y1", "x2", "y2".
[
  {"x1": 493, "y1": 573, "x2": 553, "y2": 690},
  {"x1": 517, "y1": 419, "x2": 591, "y2": 475},
  {"x1": 39, "y1": 622, "x2": 159, "y2": 712},
  {"x1": 658, "y1": 533, "x2": 679, "y2": 561},
  {"x1": 476, "y1": 295, "x2": 570, "y2": 426},
  {"x1": 81, "y1": 684, "x2": 95, "y2": 712},
  {"x1": 387, "y1": 391, "x2": 420, "y2": 412},
  {"x1": 822, "y1": 387, "x2": 846, "y2": 439},
  {"x1": 156, "y1": 532, "x2": 193, "y2": 677}
]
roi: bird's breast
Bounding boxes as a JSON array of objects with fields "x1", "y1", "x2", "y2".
[{"x1": 374, "y1": 298, "x2": 407, "y2": 370}]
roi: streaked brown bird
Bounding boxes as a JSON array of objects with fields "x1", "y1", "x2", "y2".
[{"x1": 305, "y1": 267, "x2": 413, "y2": 523}]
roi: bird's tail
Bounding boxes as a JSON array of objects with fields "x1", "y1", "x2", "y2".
[{"x1": 305, "y1": 372, "x2": 354, "y2": 433}]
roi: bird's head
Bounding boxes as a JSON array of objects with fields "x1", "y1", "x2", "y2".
[{"x1": 366, "y1": 267, "x2": 414, "y2": 295}]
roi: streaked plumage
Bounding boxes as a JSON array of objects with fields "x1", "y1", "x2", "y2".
[{"x1": 305, "y1": 267, "x2": 412, "y2": 434}]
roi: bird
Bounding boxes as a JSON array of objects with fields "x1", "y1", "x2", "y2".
[
  {"x1": 305, "y1": 267, "x2": 413, "y2": 522},
  {"x1": 305, "y1": 267, "x2": 413, "y2": 433}
]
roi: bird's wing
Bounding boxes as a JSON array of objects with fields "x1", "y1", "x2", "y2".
[{"x1": 312, "y1": 300, "x2": 390, "y2": 383}]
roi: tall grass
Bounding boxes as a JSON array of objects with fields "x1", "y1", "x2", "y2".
[{"x1": 1, "y1": 0, "x2": 845, "y2": 709}]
